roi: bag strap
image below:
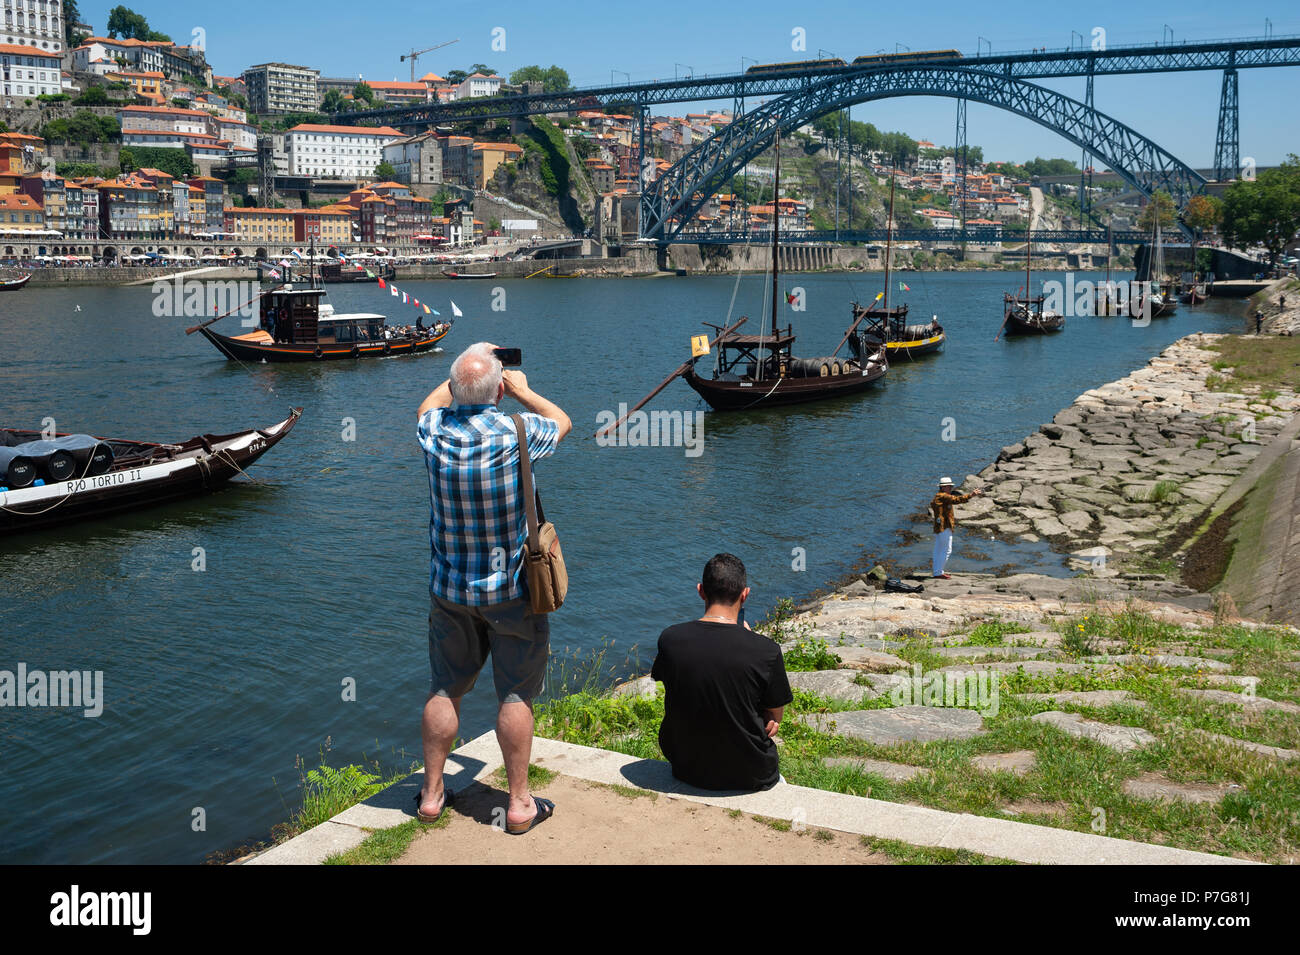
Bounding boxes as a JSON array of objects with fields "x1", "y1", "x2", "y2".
[{"x1": 511, "y1": 414, "x2": 541, "y2": 550}]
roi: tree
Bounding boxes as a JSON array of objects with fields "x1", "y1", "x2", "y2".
[
  {"x1": 445, "y1": 70, "x2": 468, "y2": 86},
  {"x1": 509, "y1": 65, "x2": 571, "y2": 92},
  {"x1": 1220, "y1": 155, "x2": 1300, "y2": 268},
  {"x1": 1138, "y1": 190, "x2": 1178, "y2": 232},
  {"x1": 74, "y1": 85, "x2": 109, "y2": 106},
  {"x1": 373, "y1": 160, "x2": 397, "y2": 180},
  {"x1": 1023, "y1": 157, "x2": 1080, "y2": 178},
  {"x1": 1183, "y1": 195, "x2": 1222, "y2": 237},
  {"x1": 106, "y1": 5, "x2": 149, "y2": 40},
  {"x1": 468, "y1": 63, "x2": 495, "y2": 76},
  {"x1": 353, "y1": 81, "x2": 374, "y2": 104},
  {"x1": 321, "y1": 89, "x2": 346, "y2": 113},
  {"x1": 64, "y1": 0, "x2": 87, "y2": 48}
]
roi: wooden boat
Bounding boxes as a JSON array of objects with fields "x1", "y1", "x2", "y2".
[
  {"x1": 1000, "y1": 222, "x2": 1063, "y2": 336},
  {"x1": 192, "y1": 284, "x2": 451, "y2": 363},
  {"x1": 1180, "y1": 283, "x2": 1207, "y2": 305},
  {"x1": 1140, "y1": 219, "x2": 1177, "y2": 316},
  {"x1": 442, "y1": 270, "x2": 497, "y2": 279},
  {"x1": 1002, "y1": 294, "x2": 1065, "y2": 334},
  {"x1": 320, "y1": 261, "x2": 394, "y2": 283},
  {"x1": 0, "y1": 273, "x2": 31, "y2": 291},
  {"x1": 852, "y1": 177, "x2": 945, "y2": 358},
  {"x1": 680, "y1": 136, "x2": 888, "y2": 411},
  {"x1": 0, "y1": 409, "x2": 301, "y2": 535}
]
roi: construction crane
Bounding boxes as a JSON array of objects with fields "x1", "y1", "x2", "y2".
[{"x1": 402, "y1": 39, "x2": 460, "y2": 83}]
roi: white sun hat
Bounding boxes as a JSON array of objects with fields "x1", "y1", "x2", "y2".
[{"x1": 939, "y1": 476, "x2": 954, "y2": 486}]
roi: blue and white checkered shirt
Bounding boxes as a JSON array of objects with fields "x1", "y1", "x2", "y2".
[{"x1": 418, "y1": 404, "x2": 560, "y2": 605}]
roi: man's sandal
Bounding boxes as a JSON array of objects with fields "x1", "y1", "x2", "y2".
[
  {"x1": 413, "y1": 786, "x2": 455, "y2": 824},
  {"x1": 505, "y1": 796, "x2": 555, "y2": 835}
]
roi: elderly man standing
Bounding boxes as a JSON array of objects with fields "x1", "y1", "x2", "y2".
[
  {"x1": 930, "y1": 476, "x2": 984, "y2": 579},
  {"x1": 415, "y1": 342, "x2": 572, "y2": 834}
]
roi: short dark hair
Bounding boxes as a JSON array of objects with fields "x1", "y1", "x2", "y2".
[{"x1": 701, "y1": 553, "x2": 747, "y2": 604}]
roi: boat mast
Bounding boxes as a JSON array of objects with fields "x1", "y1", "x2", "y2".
[
  {"x1": 1025, "y1": 217, "x2": 1032, "y2": 304},
  {"x1": 770, "y1": 132, "x2": 780, "y2": 341}
]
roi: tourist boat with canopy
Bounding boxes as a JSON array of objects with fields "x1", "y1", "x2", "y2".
[{"x1": 0, "y1": 409, "x2": 301, "y2": 535}]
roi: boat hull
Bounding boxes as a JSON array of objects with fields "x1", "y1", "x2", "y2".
[
  {"x1": 882, "y1": 332, "x2": 946, "y2": 357},
  {"x1": 0, "y1": 409, "x2": 301, "y2": 535},
  {"x1": 683, "y1": 363, "x2": 886, "y2": 411},
  {"x1": 1, "y1": 273, "x2": 31, "y2": 291},
  {"x1": 199, "y1": 326, "x2": 449, "y2": 363}
]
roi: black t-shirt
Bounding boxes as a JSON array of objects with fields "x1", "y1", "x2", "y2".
[{"x1": 651, "y1": 620, "x2": 794, "y2": 791}]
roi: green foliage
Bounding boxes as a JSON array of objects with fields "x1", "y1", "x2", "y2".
[
  {"x1": 964, "y1": 619, "x2": 1032, "y2": 647},
  {"x1": 274, "y1": 112, "x2": 327, "y2": 130},
  {"x1": 1023, "y1": 156, "x2": 1081, "y2": 177},
  {"x1": 293, "y1": 762, "x2": 386, "y2": 832},
  {"x1": 41, "y1": 110, "x2": 120, "y2": 146},
  {"x1": 373, "y1": 160, "x2": 398, "y2": 180},
  {"x1": 73, "y1": 85, "x2": 109, "y2": 106},
  {"x1": 320, "y1": 89, "x2": 346, "y2": 113},
  {"x1": 37, "y1": 93, "x2": 70, "y2": 103},
  {"x1": 354, "y1": 81, "x2": 374, "y2": 104},
  {"x1": 118, "y1": 146, "x2": 195, "y2": 179},
  {"x1": 509, "y1": 64, "x2": 571, "y2": 92},
  {"x1": 323, "y1": 819, "x2": 429, "y2": 865},
  {"x1": 1221, "y1": 155, "x2": 1300, "y2": 266},
  {"x1": 55, "y1": 160, "x2": 118, "y2": 179},
  {"x1": 1138, "y1": 190, "x2": 1179, "y2": 231},
  {"x1": 782, "y1": 638, "x2": 841, "y2": 671},
  {"x1": 105, "y1": 5, "x2": 167, "y2": 41},
  {"x1": 517, "y1": 116, "x2": 570, "y2": 197}
]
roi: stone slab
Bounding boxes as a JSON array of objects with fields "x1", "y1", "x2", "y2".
[
  {"x1": 800, "y1": 706, "x2": 986, "y2": 744},
  {"x1": 1121, "y1": 772, "x2": 1240, "y2": 805},
  {"x1": 1084, "y1": 653, "x2": 1232, "y2": 672},
  {"x1": 787, "y1": 669, "x2": 885, "y2": 703},
  {"x1": 822, "y1": 757, "x2": 932, "y2": 781},
  {"x1": 971, "y1": 750, "x2": 1037, "y2": 776},
  {"x1": 1016, "y1": 690, "x2": 1146, "y2": 708},
  {"x1": 1178, "y1": 688, "x2": 1300, "y2": 714},
  {"x1": 1030, "y1": 710, "x2": 1157, "y2": 752}
]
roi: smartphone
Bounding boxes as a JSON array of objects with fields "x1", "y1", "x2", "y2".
[{"x1": 493, "y1": 347, "x2": 522, "y2": 366}]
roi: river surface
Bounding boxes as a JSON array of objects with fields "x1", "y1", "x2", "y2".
[{"x1": 0, "y1": 270, "x2": 1244, "y2": 862}]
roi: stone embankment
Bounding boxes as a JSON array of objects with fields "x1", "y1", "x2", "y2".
[
  {"x1": 954, "y1": 333, "x2": 1300, "y2": 575},
  {"x1": 1254, "y1": 277, "x2": 1300, "y2": 335}
]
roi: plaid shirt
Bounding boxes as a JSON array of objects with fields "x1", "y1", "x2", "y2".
[{"x1": 418, "y1": 404, "x2": 560, "y2": 605}]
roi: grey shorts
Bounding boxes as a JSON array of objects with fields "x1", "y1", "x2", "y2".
[{"x1": 428, "y1": 594, "x2": 550, "y2": 704}]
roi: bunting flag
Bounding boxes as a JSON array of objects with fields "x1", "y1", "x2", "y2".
[
  {"x1": 874, "y1": 292, "x2": 885, "y2": 302},
  {"x1": 785, "y1": 290, "x2": 798, "y2": 305},
  {"x1": 390, "y1": 285, "x2": 398, "y2": 297},
  {"x1": 899, "y1": 282, "x2": 911, "y2": 292},
  {"x1": 450, "y1": 300, "x2": 462, "y2": 318},
  {"x1": 423, "y1": 305, "x2": 431, "y2": 314},
  {"x1": 290, "y1": 249, "x2": 303, "y2": 261},
  {"x1": 429, "y1": 308, "x2": 440, "y2": 316},
  {"x1": 366, "y1": 269, "x2": 375, "y2": 278},
  {"x1": 377, "y1": 278, "x2": 386, "y2": 289},
  {"x1": 402, "y1": 292, "x2": 408, "y2": 304},
  {"x1": 269, "y1": 268, "x2": 281, "y2": 280}
]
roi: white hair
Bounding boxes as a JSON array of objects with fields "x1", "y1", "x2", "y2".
[{"x1": 449, "y1": 342, "x2": 503, "y2": 405}]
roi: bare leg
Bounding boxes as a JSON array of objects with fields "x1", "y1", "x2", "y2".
[
  {"x1": 420, "y1": 693, "x2": 461, "y2": 815},
  {"x1": 497, "y1": 699, "x2": 536, "y2": 826}
]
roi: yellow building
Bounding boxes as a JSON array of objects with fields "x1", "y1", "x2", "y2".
[
  {"x1": 0, "y1": 193, "x2": 46, "y2": 230},
  {"x1": 472, "y1": 142, "x2": 524, "y2": 189},
  {"x1": 107, "y1": 70, "x2": 167, "y2": 105},
  {"x1": 223, "y1": 207, "x2": 296, "y2": 244}
]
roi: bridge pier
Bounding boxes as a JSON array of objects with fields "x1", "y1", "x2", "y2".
[{"x1": 1214, "y1": 66, "x2": 1240, "y2": 182}]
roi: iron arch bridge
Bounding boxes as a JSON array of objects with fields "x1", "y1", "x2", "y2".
[{"x1": 641, "y1": 65, "x2": 1207, "y2": 243}]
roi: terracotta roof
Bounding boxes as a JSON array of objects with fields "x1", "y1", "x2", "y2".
[
  {"x1": 288, "y1": 123, "x2": 404, "y2": 137},
  {"x1": 0, "y1": 43, "x2": 60, "y2": 58},
  {"x1": 0, "y1": 193, "x2": 42, "y2": 209}
]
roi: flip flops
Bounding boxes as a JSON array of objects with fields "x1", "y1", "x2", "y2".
[
  {"x1": 506, "y1": 796, "x2": 555, "y2": 835},
  {"x1": 413, "y1": 785, "x2": 455, "y2": 824}
]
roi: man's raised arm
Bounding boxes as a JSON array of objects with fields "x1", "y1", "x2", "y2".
[
  {"x1": 417, "y1": 379, "x2": 453, "y2": 420},
  {"x1": 503, "y1": 370, "x2": 571, "y2": 441}
]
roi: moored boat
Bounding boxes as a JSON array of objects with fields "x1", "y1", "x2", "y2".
[
  {"x1": 1002, "y1": 294, "x2": 1065, "y2": 334},
  {"x1": 0, "y1": 409, "x2": 301, "y2": 535},
  {"x1": 193, "y1": 285, "x2": 451, "y2": 363},
  {"x1": 442, "y1": 270, "x2": 497, "y2": 279},
  {"x1": 0, "y1": 272, "x2": 31, "y2": 291}
]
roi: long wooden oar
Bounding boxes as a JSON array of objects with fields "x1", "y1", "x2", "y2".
[
  {"x1": 831, "y1": 304, "x2": 871, "y2": 358},
  {"x1": 185, "y1": 282, "x2": 287, "y2": 335},
  {"x1": 593, "y1": 317, "x2": 747, "y2": 439}
]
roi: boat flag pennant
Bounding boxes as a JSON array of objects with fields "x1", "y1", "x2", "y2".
[
  {"x1": 690, "y1": 334, "x2": 711, "y2": 358},
  {"x1": 291, "y1": 249, "x2": 303, "y2": 261},
  {"x1": 377, "y1": 278, "x2": 386, "y2": 289},
  {"x1": 366, "y1": 269, "x2": 375, "y2": 278},
  {"x1": 402, "y1": 292, "x2": 408, "y2": 304},
  {"x1": 391, "y1": 285, "x2": 399, "y2": 297},
  {"x1": 269, "y1": 268, "x2": 280, "y2": 280},
  {"x1": 785, "y1": 290, "x2": 798, "y2": 305},
  {"x1": 874, "y1": 292, "x2": 885, "y2": 302},
  {"x1": 450, "y1": 300, "x2": 462, "y2": 318},
  {"x1": 899, "y1": 282, "x2": 911, "y2": 292},
  {"x1": 430, "y1": 308, "x2": 440, "y2": 316},
  {"x1": 423, "y1": 304, "x2": 431, "y2": 314}
]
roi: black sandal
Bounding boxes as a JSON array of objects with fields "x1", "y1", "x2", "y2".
[
  {"x1": 414, "y1": 786, "x2": 454, "y2": 823},
  {"x1": 506, "y1": 796, "x2": 555, "y2": 835}
]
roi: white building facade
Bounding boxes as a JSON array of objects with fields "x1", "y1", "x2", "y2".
[
  {"x1": 286, "y1": 123, "x2": 404, "y2": 178},
  {"x1": 2, "y1": 0, "x2": 62, "y2": 53},
  {"x1": 0, "y1": 40, "x2": 59, "y2": 98}
]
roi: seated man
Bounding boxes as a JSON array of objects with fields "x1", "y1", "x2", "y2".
[{"x1": 651, "y1": 554, "x2": 792, "y2": 791}]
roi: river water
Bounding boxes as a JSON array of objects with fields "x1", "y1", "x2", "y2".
[{"x1": 0, "y1": 270, "x2": 1244, "y2": 862}]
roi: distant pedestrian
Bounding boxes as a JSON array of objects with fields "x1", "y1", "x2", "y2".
[
  {"x1": 1256, "y1": 309, "x2": 1264, "y2": 334},
  {"x1": 414, "y1": 342, "x2": 572, "y2": 834},
  {"x1": 930, "y1": 477, "x2": 984, "y2": 579}
]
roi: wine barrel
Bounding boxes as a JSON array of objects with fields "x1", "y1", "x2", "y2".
[
  {"x1": 791, "y1": 358, "x2": 831, "y2": 377},
  {"x1": 42, "y1": 450, "x2": 76, "y2": 482},
  {"x1": 0, "y1": 448, "x2": 37, "y2": 489}
]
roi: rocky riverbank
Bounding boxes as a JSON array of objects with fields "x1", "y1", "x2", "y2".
[{"x1": 949, "y1": 332, "x2": 1300, "y2": 578}]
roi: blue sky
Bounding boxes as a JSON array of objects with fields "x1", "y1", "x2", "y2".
[{"x1": 81, "y1": 0, "x2": 1299, "y2": 167}]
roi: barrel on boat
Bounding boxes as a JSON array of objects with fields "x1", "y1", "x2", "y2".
[
  {"x1": 790, "y1": 357, "x2": 832, "y2": 377},
  {"x1": 0, "y1": 447, "x2": 37, "y2": 489}
]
